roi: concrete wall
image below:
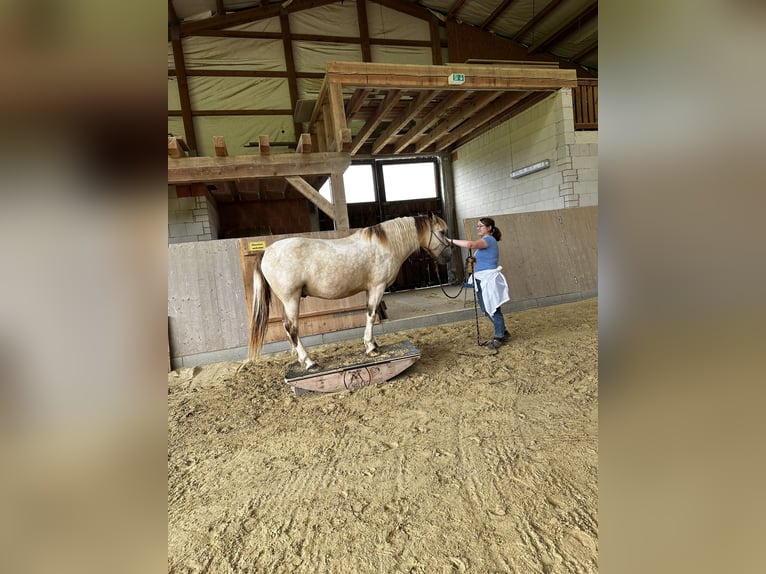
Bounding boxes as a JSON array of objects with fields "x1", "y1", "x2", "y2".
[
  {"x1": 451, "y1": 89, "x2": 598, "y2": 239},
  {"x1": 168, "y1": 239, "x2": 249, "y2": 368}
]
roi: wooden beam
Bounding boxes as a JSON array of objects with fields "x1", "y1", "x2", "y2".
[
  {"x1": 169, "y1": 29, "x2": 198, "y2": 155},
  {"x1": 186, "y1": 29, "x2": 433, "y2": 48},
  {"x1": 368, "y1": 0, "x2": 434, "y2": 21},
  {"x1": 350, "y1": 90, "x2": 401, "y2": 154},
  {"x1": 168, "y1": 109, "x2": 294, "y2": 117},
  {"x1": 280, "y1": 9, "x2": 302, "y2": 142},
  {"x1": 513, "y1": 0, "x2": 564, "y2": 42},
  {"x1": 168, "y1": 153, "x2": 352, "y2": 184},
  {"x1": 285, "y1": 176, "x2": 336, "y2": 220},
  {"x1": 179, "y1": 0, "x2": 341, "y2": 35},
  {"x1": 345, "y1": 88, "x2": 370, "y2": 119},
  {"x1": 528, "y1": 2, "x2": 598, "y2": 54},
  {"x1": 168, "y1": 136, "x2": 188, "y2": 158},
  {"x1": 447, "y1": 0, "x2": 468, "y2": 19},
  {"x1": 213, "y1": 136, "x2": 241, "y2": 201},
  {"x1": 324, "y1": 61, "x2": 578, "y2": 90},
  {"x1": 296, "y1": 133, "x2": 313, "y2": 153},
  {"x1": 393, "y1": 91, "x2": 471, "y2": 153},
  {"x1": 430, "y1": 15, "x2": 442, "y2": 65},
  {"x1": 371, "y1": 91, "x2": 433, "y2": 154},
  {"x1": 169, "y1": 69, "x2": 324, "y2": 80},
  {"x1": 213, "y1": 136, "x2": 228, "y2": 157},
  {"x1": 258, "y1": 135, "x2": 271, "y2": 156},
  {"x1": 327, "y1": 81, "x2": 347, "y2": 152},
  {"x1": 571, "y1": 40, "x2": 598, "y2": 63},
  {"x1": 414, "y1": 91, "x2": 501, "y2": 153},
  {"x1": 434, "y1": 91, "x2": 529, "y2": 151},
  {"x1": 329, "y1": 172, "x2": 350, "y2": 231},
  {"x1": 481, "y1": 0, "x2": 517, "y2": 31},
  {"x1": 357, "y1": 0, "x2": 372, "y2": 62}
]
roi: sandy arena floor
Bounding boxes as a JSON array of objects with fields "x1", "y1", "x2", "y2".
[{"x1": 168, "y1": 297, "x2": 598, "y2": 573}]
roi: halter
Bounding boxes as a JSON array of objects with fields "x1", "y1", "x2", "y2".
[{"x1": 426, "y1": 225, "x2": 451, "y2": 260}]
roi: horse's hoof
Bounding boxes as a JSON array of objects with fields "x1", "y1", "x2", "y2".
[
  {"x1": 366, "y1": 349, "x2": 380, "y2": 357},
  {"x1": 305, "y1": 362, "x2": 319, "y2": 371}
]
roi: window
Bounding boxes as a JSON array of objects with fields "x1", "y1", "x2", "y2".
[
  {"x1": 381, "y1": 161, "x2": 438, "y2": 201},
  {"x1": 319, "y1": 163, "x2": 376, "y2": 203}
]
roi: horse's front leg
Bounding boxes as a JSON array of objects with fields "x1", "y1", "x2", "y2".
[
  {"x1": 364, "y1": 286, "x2": 385, "y2": 356},
  {"x1": 282, "y1": 297, "x2": 317, "y2": 370}
]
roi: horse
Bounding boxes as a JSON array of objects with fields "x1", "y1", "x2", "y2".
[{"x1": 248, "y1": 214, "x2": 453, "y2": 370}]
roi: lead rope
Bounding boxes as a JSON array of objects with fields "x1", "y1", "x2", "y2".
[
  {"x1": 469, "y1": 254, "x2": 482, "y2": 346},
  {"x1": 432, "y1": 249, "x2": 483, "y2": 347}
]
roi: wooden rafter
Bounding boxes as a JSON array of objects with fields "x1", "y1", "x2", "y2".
[
  {"x1": 169, "y1": 29, "x2": 198, "y2": 155},
  {"x1": 435, "y1": 91, "x2": 529, "y2": 151},
  {"x1": 481, "y1": 0, "x2": 518, "y2": 31},
  {"x1": 356, "y1": 0, "x2": 372, "y2": 62},
  {"x1": 446, "y1": 0, "x2": 468, "y2": 19},
  {"x1": 307, "y1": 61, "x2": 577, "y2": 156},
  {"x1": 513, "y1": 0, "x2": 564, "y2": 42},
  {"x1": 371, "y1": 91, "x2": 434, "y2": 154},
  {"x1": 351, "y1": 90, "x2": 401, "y2": 154},
  {"x1": 571, "y1": 40, "x2": 598, "y2": 63},
  {"x1": 394, "y1": 91, "x2": 472, "y2": 153},
  {"x1": 415, "y1": 90, "x2": 501, "y2": 153},
  {"x1": 368, "y1": 0, "x2": 434, "y2": 21},
  {"x1": 178, "y1": 0, "x2": 342, "y2": 35},
  {"x1": 528, "y1": 1, "x2": 598, "y2": 54},
  {"x1": 169, "y1": 109, "x2": 294, "y2": 117}
]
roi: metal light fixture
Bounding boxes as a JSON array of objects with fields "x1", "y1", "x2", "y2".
[{"x1": 511, "y1": 159, "x2": 550, "y2": 179}]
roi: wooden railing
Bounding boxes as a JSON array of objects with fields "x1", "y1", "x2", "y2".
[{"x1": 573, "y1": 78, "x2": 598, "y2": 130}]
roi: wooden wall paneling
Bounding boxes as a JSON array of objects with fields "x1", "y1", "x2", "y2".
[
  {"x1": 558, "y1": 206, "x2": 598, "y2": 292},
  {"x1": 168, "y1": 240, "x2": 249, "y2": 357},
  {"x1": 462, "y1": 207, "x2": 597, "y2": 304}
]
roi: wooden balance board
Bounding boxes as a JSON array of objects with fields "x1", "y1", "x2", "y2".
[{"x1": 285, "y1": 341, "x2": 421, "y2": 394}]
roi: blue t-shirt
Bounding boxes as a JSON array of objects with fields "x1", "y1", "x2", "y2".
[{"x1": 474, "y1": 235, "x2": 499, "y2": 272}]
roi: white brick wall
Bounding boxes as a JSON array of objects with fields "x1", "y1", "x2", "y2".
[
  {"x1": 451, "y1": 89, "x2": 598, "y2": 237},
  {"x1": 168, "y1": 187, "x2": 220, "y2": 244}
]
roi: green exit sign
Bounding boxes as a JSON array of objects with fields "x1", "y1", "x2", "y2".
[{"x1": 448, "y1": 73, "x2": 465, "y2": 85}]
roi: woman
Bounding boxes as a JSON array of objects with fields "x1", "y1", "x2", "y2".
[{"x1": 447, "y1": 217, "x2": 510, "y2": 348}]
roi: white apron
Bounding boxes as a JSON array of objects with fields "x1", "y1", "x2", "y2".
[{"x1": 473, "y1": 267, "x2": 510, "y2": 315}]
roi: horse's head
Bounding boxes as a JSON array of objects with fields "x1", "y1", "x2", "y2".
[{"x1": 419, "y1": 213, "x2": 453, "y2": 265}]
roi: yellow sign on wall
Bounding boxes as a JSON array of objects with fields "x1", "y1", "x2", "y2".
[{"x1": 248, "y1": 241, "x2": 267, "y2": 251}]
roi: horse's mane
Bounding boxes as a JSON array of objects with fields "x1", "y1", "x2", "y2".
[{"x1": 359, "y1": 216, "x2": 422, "y2": 259}]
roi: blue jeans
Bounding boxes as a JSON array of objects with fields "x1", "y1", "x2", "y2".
[{"x1": 475, "y1": 279, "x2": 506, "y2": 339}]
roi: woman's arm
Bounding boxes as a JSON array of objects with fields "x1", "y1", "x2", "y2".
[{"x1": 448, "y1": 237, "x2": 488, "y2": 250}]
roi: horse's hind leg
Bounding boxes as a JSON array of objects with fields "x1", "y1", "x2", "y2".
[
  {"x1": 281, "y1": 297, "x2": 317, "y2": 370},
  {"x1": 363, "y1": 285, "x2": 385, "y2": 356}
]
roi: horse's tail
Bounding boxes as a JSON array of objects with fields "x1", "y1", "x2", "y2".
[{"x1": 248, "y1": 254, "x2": 272, "y2": 361}]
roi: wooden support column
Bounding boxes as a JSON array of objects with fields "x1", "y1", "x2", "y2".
[
  {"x1": 329, "y1": 171, "x2": 350, "y2": 231},
  {"x1": 327, "y1": 81, "x2": 349, "y2": 152}
]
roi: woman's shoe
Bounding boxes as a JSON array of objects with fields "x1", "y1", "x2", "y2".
[{"x1": 491, "y1": 338, "x2": 503, "y2": 349}]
